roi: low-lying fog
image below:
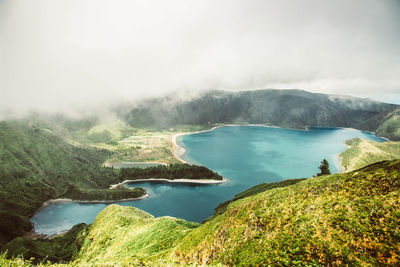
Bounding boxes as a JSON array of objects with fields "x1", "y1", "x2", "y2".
[{"x1": 1, "y1": 0, "x2": 399, "y2": 116}]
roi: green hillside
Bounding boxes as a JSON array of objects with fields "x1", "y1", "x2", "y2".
[
  {"x1": 6, "y1": 159, "x2": 398, "y2": 266},
  {"x1": 376, "y1": 109, "x2": 400, "y2": 141},
  {"x1": 0, "y1": 120, "x2": 223, "y2": 250},
  {"x1": 80, "y1": 160, "x2": 399, "y2": 265},
  {"x1": 1, "y1": 223, "x2": 88, "y2": 264},
  {"x1": 340, "y1": 138, "x2": 400, "y2": 172},
  {"x1": 87, "y1": 120, "x2": 134, "y2": 144},
  {"x1": 0, "y1": 121, "x2": 143, "y2": 247},
  {"x1": 123, "y1": 89, "x2": 398, "y2": 134},
  {"x1": 74, "y1": 205, "x2": 199, "y2": 266},
  {"x1": 359, "y1": 108, "x2": 400, "y2": 141}
]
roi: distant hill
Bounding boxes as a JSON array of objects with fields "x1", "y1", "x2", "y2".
[
  {"x1": 122, "y1": 89, "x2": 398, "y2": 136},
  {"x1": 6, "y1": 159, "x2": 398, "y2": 266},
  {"x1": 87, "y1": 120, "x2": 134, "y2": 143},
  {"x1": 359, "y1": 108, "x2": 400, "y2": 141}
]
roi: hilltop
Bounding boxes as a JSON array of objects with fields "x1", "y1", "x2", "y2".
[{"x1": 3, "y1": 159, "x2": 399, "y2": 266}]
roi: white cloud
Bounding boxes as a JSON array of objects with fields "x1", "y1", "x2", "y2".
[{"x1": 1, "y1": 0, "x2": 400, "y2": 112}]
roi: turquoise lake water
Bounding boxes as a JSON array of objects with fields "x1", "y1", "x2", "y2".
[{"x1": 31, "y1": 126, "x2": 384, "y2": 235}]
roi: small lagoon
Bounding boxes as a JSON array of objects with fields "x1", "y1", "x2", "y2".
[{"x1": 31, "y1": 126, "x2": 384, "y2": 235}]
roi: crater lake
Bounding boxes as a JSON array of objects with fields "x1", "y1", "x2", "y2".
[{"x1": 31, "y1": 126, "x2": 384, "y2": 235}]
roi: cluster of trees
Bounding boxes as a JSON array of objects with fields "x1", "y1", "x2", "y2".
[
  {"x1": 59, "y1": 185, "x2": 145, "y2": 201},
  {"x1": 119, "y1": 164, "x2": 223, "y2": 180}
]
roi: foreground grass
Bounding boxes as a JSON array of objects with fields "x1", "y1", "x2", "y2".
[
  {"x1": 7, "y1": 159, "x2": 398, "y2": 266},
  {"x1": 211, "y1": 178, "x2": 306, "y2": 219},
  {"x1": 73, "y1": 205, "x2": 199, "y2": 266},
  {"x1": 340, "y1": 138, "x2": 400, "y2": 172},
  {"x1": 174, "y1": 160, "x2": 400, "y2": 266},
  {"x1": 2, "y1": 159, "x2": 400, "y2": 265}
]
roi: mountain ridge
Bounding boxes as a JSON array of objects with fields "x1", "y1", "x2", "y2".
[{"x1": 121, "y1": 89, "x2": 398, "y2": 138}]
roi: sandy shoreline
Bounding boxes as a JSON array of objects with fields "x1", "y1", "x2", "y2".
[
  {"x1": 110, "y1": 178, "x2": 227, "y2": 189},
  {"x1": 171, "y1": 126, "x2": 219, "y2": 164},
  {"x1": 171, "y1": 124, "x2": 279, "y2": 163}
]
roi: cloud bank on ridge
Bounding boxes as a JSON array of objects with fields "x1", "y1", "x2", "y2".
[{"x1": 1, "y1": 0, "x2": 399, "y2": 114}]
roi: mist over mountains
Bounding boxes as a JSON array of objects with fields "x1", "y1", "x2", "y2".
[
  {"x1": 3, "y1": 89, "x2": 398, "y2": 140},
  {"x1": 120, "y1": 89, "x2": 398, "y2": 133}
]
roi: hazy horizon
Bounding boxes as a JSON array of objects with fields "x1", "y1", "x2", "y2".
[{"x1": 1, "y1": 0, "x2": 400, "y2": 114}]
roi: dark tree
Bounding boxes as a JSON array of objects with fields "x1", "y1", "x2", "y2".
[{"x1": 317, "y1": 159, "x2": 331, "y2": 176}]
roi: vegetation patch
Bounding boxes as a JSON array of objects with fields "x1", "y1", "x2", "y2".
[
  {"x1": 340, "y1": 138, "x2": 400, "y2": 172},
  {"x1": 0, "y1": 120, "x2": 222, "y2": 252},
  {"x1": 73, "y1": 205, "x2": 199, "y2": 266},
  {"x1": 59, "y1": 186, "x2": 146, "y2": 201},
  {"x1": 174, "y1": 160, "x2": 400, "y2": 266},
  {"x1": 1, "y1": 223, "x2": 88, "y2": 264},
  {"x1": 0, "y1": 121, "x2": 139, "y2": 246},
  {"x1": 211, "y1": 178, "x2": 306, "y2": 218},
  {"x1": 119, "y1": 164, "x2": 223, "y2": 181}
]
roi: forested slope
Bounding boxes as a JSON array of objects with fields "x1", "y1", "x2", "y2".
[
  {"x1": 0, "y1": 121, "x2": 142, "y2": 246},
  {"x1": 123, "y1": 89, "x2": 397, "y2": 132}
]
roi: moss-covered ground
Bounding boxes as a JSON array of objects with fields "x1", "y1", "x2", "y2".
[{"x1": 174, "y1": 160, "x2": 400, "y2": 266}]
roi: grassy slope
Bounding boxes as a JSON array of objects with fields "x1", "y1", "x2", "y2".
[
  {"x1": 174, "y1": 160, "x2": 400, "y2": 266},
  {"x1": 18, "y1": 159, "x2": 392, "y2": 266},
  {"x1": 74, "y1": 205, "x2": 199, "y2": 266},
  {"x1": 103, "y1": 125, "x2": 209, "y2": 164},
  {"x1": 87, "y1": 120, "x2": 133, "y2": 143},
  {"x1": 0, "y1": 121, "x2": 143, "y2": 247},
  {"x1": 211, "y1": 178, "x2": 306, "y2": 218},
  {"x1": 359, "y1": 108, "x2": 400, "y2": 141},
  {"x1": 376, "y1": 109, "x2": 400, "y2": 141},
  {"x1": 2, "y1": 160, "x2": 400, "y2": 265},
  {"x1": 1, "y1": 224, "x2": 88, "y2": 264},
  {"x1": 340, "y1": 138, "x2": 400, "y2": 172}
]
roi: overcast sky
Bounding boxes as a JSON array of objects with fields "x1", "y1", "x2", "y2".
[{"x1": 1, "y1": 0, "x2": 400, "y2": 113}]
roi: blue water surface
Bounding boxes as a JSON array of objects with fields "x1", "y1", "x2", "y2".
[{"x1": 31, "y1": 126, "x2": 384, "y2": 235}]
